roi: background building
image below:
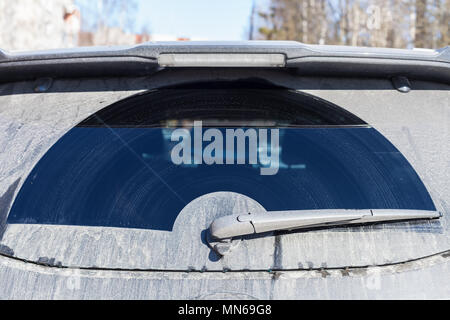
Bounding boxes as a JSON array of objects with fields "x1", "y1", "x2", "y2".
[
  {"x1": 0, "y1": 0, "x2": 189, "y2": 52},
  {"x1": 0, "y1": 0, "x2": 447, "y2": 52},
  {"x1": 0, "y1": 0, "x2": 76, "y2": 52}
]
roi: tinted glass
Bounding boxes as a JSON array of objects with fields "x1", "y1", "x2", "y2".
[{"x1": 8, "y1": 89, "x2": 435, "y2": 230}]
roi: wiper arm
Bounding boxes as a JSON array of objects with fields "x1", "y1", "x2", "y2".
[{"x1": 209, "y1": 209, "x2": 441, "y2": 240}]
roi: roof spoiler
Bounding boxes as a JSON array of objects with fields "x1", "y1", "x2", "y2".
[{"x1": 0, "y1": 41, "x2": 449, "y2": 83}]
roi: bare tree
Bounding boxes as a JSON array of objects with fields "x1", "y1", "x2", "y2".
[
  {"x1": 257, "y1": 0, "x2": 329, "y2": 43},
  {"x1": 433, "y1": 0, "x2": 450, "y2": 47},
  {"x1": 256, "y1": 0, "x2": 449, "y2": 48},
  {"x1": 415, "y1": 0, "x2": 428, "y2": 47},
  {"x1": 75, "y1": 0, "x2": 140, "y2": 46},
  {"x1": 248, "y1": 0, "x2": 256, "y2": 40},
  {"x1": 76, "y1": 0, "x2": 138, "y2": 33}
]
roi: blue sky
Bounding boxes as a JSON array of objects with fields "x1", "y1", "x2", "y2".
[{"x1": 135, "y1": 0, "x2": 255, "y2": 40}]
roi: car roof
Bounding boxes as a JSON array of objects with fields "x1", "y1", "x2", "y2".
[{"x1": 1, "y1": 41, "x2": 449, "y2": 83}]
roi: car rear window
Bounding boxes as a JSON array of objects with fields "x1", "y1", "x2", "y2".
[{"x1": 7, "y1": 88, "x2": 435, "y2": 230}]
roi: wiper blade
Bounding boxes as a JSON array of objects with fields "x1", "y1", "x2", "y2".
[{"x1": 209, "y1": 209, "x2": 441, "y2": 240}]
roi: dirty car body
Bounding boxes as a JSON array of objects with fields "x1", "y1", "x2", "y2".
[{"x1": 0, "y1": 42, "x2": 449, "y2": 299}]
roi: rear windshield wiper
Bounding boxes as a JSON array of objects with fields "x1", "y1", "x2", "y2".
[{"x1": 209, "y1": 209, "x2": 441, "y2": 240}]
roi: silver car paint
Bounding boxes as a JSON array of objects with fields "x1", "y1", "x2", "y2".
[{"x1": 0, "y1": 69, "x2": 449, "y2": 299}]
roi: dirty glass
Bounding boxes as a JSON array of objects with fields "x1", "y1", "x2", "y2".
[{"x1": 8, "y1": 89, "x2": 435, "y2": 230}]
